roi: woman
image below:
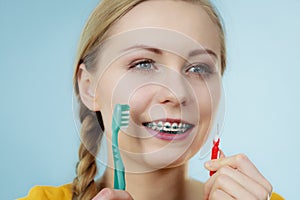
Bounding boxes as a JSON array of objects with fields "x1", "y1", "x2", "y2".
[{"x1": 20, "y1": 0, "x2": 283, "y2": 199}]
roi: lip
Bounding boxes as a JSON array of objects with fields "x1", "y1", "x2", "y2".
[
  {"x1": 142, "y1": 118, "x2": 194, "y2": 141},
  {"x1": 143, "y1": 118, "x2": 191, "y2": 124}
]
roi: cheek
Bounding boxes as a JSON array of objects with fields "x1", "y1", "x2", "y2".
[
  {"x1": 95, "y1": 79, "x2": 114, "y2": 132},
  {"x1": 94, "y1": 67, "x2": 124, "y2": 130},
  {"x1": 189, "y1": 78, "x2": 221, "y2": 148},
  {"x1": 95, "y1": 69, "x2": 159, "y2": 132},
  {"x1": 128, "y1": 85, "x2": 158, "y2": 123},
  {"x1": 193, "y1": 78, "x2": 221, "y2": 120}
]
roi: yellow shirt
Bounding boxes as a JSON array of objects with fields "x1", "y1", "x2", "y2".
[
  {"x1": 18, "y1": 184, "x2": 72, "y2": 200},
  {"x1": 18, "y1": 184, "x2": 285, "y2": 200}
]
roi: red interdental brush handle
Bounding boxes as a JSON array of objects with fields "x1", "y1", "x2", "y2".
[{"x1": 210, "y1": 137, "x2": 220, "y2": 176}]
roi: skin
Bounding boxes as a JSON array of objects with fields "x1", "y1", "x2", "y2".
[{"x1": 78, "y1": 1, "x2": 272, "y2": 199}]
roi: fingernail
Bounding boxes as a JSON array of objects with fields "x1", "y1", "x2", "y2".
[{"x1": 205, "y1": 161, "x2": 214, "y2": 168}]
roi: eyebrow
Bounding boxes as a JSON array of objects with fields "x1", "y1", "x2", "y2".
[
  {"x1": 121, "y1": 44, "x2": 163, "y2": 55},
  {"x1": 188, "y1": 48, "x2": 218, "y2": 59},
  {"x1": 121, "y1": 44, "x2": 217, "y2": 59}
]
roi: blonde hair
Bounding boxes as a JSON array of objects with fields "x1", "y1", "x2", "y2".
[{"x1": 72, "y1": 0, "x2": 226, "y2": 199}]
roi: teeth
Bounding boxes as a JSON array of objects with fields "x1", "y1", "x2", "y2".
[
  {"x1": 151, "y1": 122, "x2": 157, "y2": 130},
  {"x1": 178, "y1": 123, "x2": 182, "y2": 131},
  {"x1": 163, "y1": 122, "x2": 171, "y2": 132},
  {"x1": 144, "y1": 121, "x2": 192, "y2": 134},
  {"x1": 171, "y1": 123, "x2": 178, "y2": 132},
  {"x1": 157, "y1": 121, "x2": 163, "y2": 131}
]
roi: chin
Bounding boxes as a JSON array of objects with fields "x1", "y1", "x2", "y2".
[{"x1": 121, "y1": 143, "x2": 197, "y2": 173}]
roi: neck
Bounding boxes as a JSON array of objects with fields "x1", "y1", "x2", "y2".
[{"x1": 101, "y1": 164, "x2": 189, "y2": 200}]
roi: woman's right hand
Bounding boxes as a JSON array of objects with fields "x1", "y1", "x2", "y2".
[{"x1": 92, "y1": 188, "x2": 134, "y2": 200}]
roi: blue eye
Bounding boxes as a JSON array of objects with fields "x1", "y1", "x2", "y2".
[
  {"x1": 129, "y1": 59, "x2": 155, "y2": 71},
  {"x1": 187, "y1": 63, "x2": 213, "y2": 77}
]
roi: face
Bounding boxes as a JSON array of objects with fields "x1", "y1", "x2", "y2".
[{"x1": 88, "y1": 0, "x2": 222, "y2": 173}]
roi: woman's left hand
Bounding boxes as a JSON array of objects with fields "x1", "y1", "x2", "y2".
[{"x1": 203, "y1": 152, "x2": 273, "y2": 200}]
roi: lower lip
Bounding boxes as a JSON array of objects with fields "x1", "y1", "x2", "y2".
[{"x1": 143, "y1": 127, "x2": 193, "y2": 141}]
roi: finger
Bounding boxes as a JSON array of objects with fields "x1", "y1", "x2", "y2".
[
  {"x1": 205, "y1": 173, "x2": 256, "y2": 200},
  {"x1": 208, "y1": 150, "x2": 225, "y2": 176},
  {"x1": 209, "y1": 189, "x2": 234, "y2": 200},
  {"x1": 92, "y1": 188, "x2": 133, "y2": 200},
  {"x1": 205, "y1": 166, "x2": 270, "y2": 200},
  {"x1": 204, "y1": 154, "x2": 272, "y2": 193}
]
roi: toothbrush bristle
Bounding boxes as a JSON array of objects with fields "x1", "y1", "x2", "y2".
[
  {"x1": 120, "y1": 106, "x2": 130, "y2": 128},
  {"x1": 213, "y1": 135, "x2": 219, "y2": 142}
]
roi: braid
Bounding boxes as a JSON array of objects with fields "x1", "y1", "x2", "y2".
[{"x1": 72, "y1": 102, "x2": 104, "y2": 200}]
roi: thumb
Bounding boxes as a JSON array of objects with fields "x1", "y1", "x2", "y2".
[
  {"x1": 204, "y1": 149, "x2": 226, "y2": 171},
  {"x1": 219, "y1": 149, "x2": 226, "y2": 158},
  {"x1": 92, "y1": 188, "x2": 133, "y2": 200}
]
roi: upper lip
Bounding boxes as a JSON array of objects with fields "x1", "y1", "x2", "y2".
[{"x1": 142, "y1": 118, "x2": 192, "y2": 124}]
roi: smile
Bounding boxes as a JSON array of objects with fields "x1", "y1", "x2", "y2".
[{"x1": 142, "y1": 120, "x2": 194, "y2": 135}]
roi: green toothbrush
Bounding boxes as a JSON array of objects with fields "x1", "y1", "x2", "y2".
[{"x1": 112, "y1": 104, "x2": 130, "y2": 190}]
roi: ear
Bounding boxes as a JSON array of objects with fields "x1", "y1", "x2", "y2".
[{"x1": 77, "y1": 63, "x2": 100, "y2": 111}]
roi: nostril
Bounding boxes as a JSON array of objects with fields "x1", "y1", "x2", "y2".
[
  {"x1": 161, "y1": 99, "x2": 171, "y2": 104},
  {"x1": 162, "y1": 98, "x2": 186, "y2": 105},
  {"x1": 159, "y1": 92, "x2": 187, "y2": 106}
]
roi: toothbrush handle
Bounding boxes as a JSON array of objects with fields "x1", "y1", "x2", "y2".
[
  {"x1": 112, "y1": 127, "x2": 126, "y2": 190},
  {"x1": 112, "y1": 145, "x2": 126, "y2": 190},
  {"x1": 113, "y1": 151, "x2": 126, "y2": 189},
  {"x1": 114, "y1": 170, "x2": 125, "y2": 190},
  {"x1": 210, "y1": 138, "x2": 220, "y2": 176}
]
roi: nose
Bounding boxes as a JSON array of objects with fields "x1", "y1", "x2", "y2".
[
  {"x1": 155, "y1": 71, "x2": 190, "y2": 107},
  {"x1": 159, "y1": 89, "x2": 186, "y2": 106}
]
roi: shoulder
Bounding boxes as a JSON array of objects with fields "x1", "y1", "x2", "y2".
[
  {"x1": 271, "y1": 192, "x2": 285, "y2": 200},
  {"x1": 18, "y1": 184, "x2": 72, "y2": 200}
]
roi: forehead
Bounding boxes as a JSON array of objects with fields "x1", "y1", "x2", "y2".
[{"x1": 107, "y1": 0, "x2": 220, "y2": 55}]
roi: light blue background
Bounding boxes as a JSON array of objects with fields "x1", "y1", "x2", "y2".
[{"x1": 0, "y1": 1, "x2": 299, "y2": 199}]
